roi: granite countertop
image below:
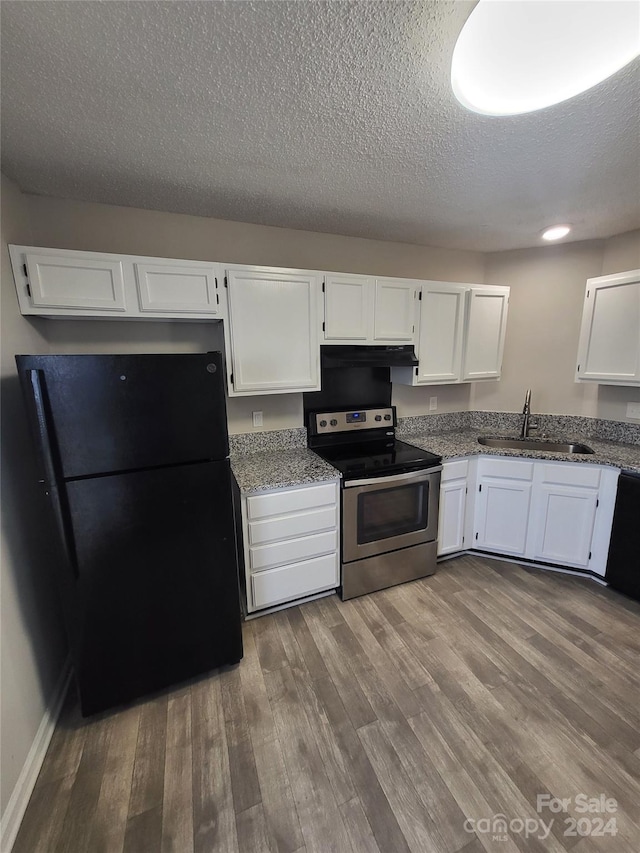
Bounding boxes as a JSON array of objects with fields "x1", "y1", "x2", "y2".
[
  {"x1": 401, "y1": 429, "x2": 640, "y2": 474},
  {"x1": 231, "y1": 423, "x2": 640, "y2": 493},
  {"x1": 231, "y1": 448, "x2": 341, "y2": 493}
]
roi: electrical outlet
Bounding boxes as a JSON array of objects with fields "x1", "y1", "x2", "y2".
[
  {"x1": 429, "y1": 396, "x2": 438, "y2": 411},
  {"x1": 252, "y1": 411, "x2": 263, "y2": 427},
  {"x1": 626, "y1": 402, "x2": 640, "y2": 420}
]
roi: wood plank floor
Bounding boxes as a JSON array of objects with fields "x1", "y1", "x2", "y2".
[{"x1": 12, "y1": 555, "x2": 640, "y2": 853}]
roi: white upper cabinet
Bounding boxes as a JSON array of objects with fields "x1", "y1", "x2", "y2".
[
  {"x1": 9, "y1": 245, "x2": 224, "y2": 321},
  {"x1": 323, "y1": 274, "x2": 372, "y2": 340},
  {"x1": 575, "y1": 269, "x2": 640, "y2": 386},
  {"x1": 134, "y1": 261, "x2": 220, "y2": 314},
  {"x1": 392, "y1": 282, "x2": 509, "y2": 386},
  {"x1": 225, "y1": 265, "x2": 322, "y2": 396},
  {"x1": 462, "y1": 286, "x2": 510, "y2": 381},
  {"x1": 17, "y1": 248, "x2": 127, "y2": 313},
  {"x1": 373, "y1": 278, "x2": 417, "y2": 341},
  {"x1": 322, "y1": 274, "x2": 418, "y2": 344},
  {"x1": 415, "y1": 282, "x2": 467, "y2": 383}
]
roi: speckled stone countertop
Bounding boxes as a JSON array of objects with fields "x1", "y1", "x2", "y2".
[
  {"x1": 231, "y1": 448, "x2": 340, "y2": 493},
  {"x1": 230, "y1": 413, "x2": 640, "y2": 493},
  {"x1": 401, "y1": 429, "x2": 640, "y2": 474}
]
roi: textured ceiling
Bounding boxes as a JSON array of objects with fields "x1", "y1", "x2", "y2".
[{"x1": 1, "y1": 0, "x2": 639, "y2": 252}]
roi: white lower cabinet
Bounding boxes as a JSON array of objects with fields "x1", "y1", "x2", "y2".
[
  {"x1": 474, "y1": 459, "x2": 534, "y2": 557},
  {"x1": 469, "y1": 456, "x2": 619, "y2": 575},
  {"x1": 242, "y1": 480, "x2": 340, "y2": 614},
  {"x1": 438, "y1": 459, "x2": 469, "y2": 556}
]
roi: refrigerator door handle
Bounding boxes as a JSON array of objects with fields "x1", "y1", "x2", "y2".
[{"x1": 27, "y1": 369, "x2": 80, "y2": 580}]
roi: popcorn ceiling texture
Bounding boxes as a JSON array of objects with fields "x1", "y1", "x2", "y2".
[{"x1": 2, "y1": 1, "x2": 638, "y2": 252}]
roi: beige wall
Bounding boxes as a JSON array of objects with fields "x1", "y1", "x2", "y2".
[
  {"x1": 25, "y1": 193, "x2": 486, "y2": 431},
  {"x1": 480, "y1": 232, "x2": 640, "y2": 420},
  {"x1": 0, "y1": 176, "x2": 68, "y2": 821}
]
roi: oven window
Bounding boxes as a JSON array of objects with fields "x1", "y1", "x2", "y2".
[{"x1": 357, "y1": 481, "x2": 429, "y2": 544}]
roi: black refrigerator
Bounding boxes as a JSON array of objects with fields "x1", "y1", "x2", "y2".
[{"x1": 16, "y1": 352, "x2": 243, "y2": 716}]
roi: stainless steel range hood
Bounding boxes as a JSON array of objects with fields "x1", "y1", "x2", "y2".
[{"x1": 320, "y1": 345, "x2": 418, "y2": 368}]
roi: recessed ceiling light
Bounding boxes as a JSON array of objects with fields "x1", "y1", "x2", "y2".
[
  {"x1": 542, "y1": 225, "x2": 571, "y2": 242},
  {"x1": 451, "y1": 1, "x2": 640, "y2": 116}
]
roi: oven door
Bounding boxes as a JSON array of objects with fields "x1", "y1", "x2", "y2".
[{"x1": 342, "y1": 467, "x2": 441, "y2": 563}]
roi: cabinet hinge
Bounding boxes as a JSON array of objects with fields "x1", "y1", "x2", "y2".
[
  {"x1": 596, "y1": 498, "x2": 599, "y2": 508},
  {"x1": 23, "y1": 263, "x2": 28, "y2": 276},
  {"x1": 216, "y1": 293, "x2": 219, "y2": 305},
  {"x1": 224, "y1": 276, "x2": 228, "y2": 287},
  {"x1": 475, "y1": 532, "x2": 479, "y2": 540},
  {"x1": 415, "y1": 367, "x2": 419, "y2": 376},
  {"x1": 322, "y1": 281, "x2": 325, "y2": 292},
  {"x1": 322, "y1": 322, "x2": 325, "y2": 331},
  {"x1": 465, "y1": 486, "x2": 468, "y2": 494},
  {"x1": 577, "y1": 364, "x2": 580, "y2": 372},
  {"x1": 462, "y1": 535, "x2": 465, "y2": 544},
  {"x1": 26, "y1": 283, "x2": 31, "y2": 297},
  {"x1": 478, "y1": 483, "x2": 482, "y2": 492},
  {"x1": 412, "y1": 325, "x2": 415, "y2": 333},
  {"x1": 587, "y1": 290, "x2": 590, "y2": 298},
  {"x1": 215, "y1": 277, "x2": 218, "y2": 288},
  {"x1": 230, "y1": 372, "x2": 234, "y2": 384},
  {"x1": 588, "y1": 551, "x2": 592, "y2": 560},
  {"x1": 418, "y1": 291, "x2": 423, "y2": 301}
]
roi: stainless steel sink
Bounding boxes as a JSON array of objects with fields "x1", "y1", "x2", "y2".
[{"x1": 478, "y1": 436, "x2": 595, "y2": 454}]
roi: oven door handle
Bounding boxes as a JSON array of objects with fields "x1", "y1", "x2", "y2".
[{"x1": 343, "y1": 466, "x2": 442, "y2": 488}]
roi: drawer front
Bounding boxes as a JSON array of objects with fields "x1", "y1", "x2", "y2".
[
  {"x1": 250, "y1": 529, "x2": 338, "y2": 573},
  {"x1": 479, "y1": 458, "x2": 534, "y2": 481},
  {"x1": 247, "y1": 482, "x2": 336, "y2": 520},
  {"x1": 248, "y1": 506, "x2": 337, "y2": 546},
  {"x1": 539, "y1": 463, "x2": 601, "y2": 489},
  {"x1": 251, "y1": 554, "x2": 339, "y2": 610},
  {"x1": 442, "y1": 459, "x2": 469, "y2": 482}
]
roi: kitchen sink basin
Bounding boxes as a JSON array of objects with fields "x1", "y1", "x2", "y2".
[{"x1": 478, "y1": 436, "x2": 595, "y2": 454}]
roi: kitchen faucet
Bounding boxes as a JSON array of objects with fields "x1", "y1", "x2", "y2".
[{"x1": 520, "y1": 389, "x2": 539, "y2": 438}]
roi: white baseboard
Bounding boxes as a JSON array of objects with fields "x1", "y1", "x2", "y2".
[{"x1": 0, "y1": 659, "x2": 72, "y2": 853}]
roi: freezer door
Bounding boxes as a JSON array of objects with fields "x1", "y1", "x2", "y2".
[
  {"x1": 16, "y1": 353, "x2": 229, "y2": 478},
  {"x1": 64, "y1": 460, "x2": 242, "y2": 715}
]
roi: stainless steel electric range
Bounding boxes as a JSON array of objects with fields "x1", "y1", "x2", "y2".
[{"x1": 308, "y1": 405, "x2": 442, "y2": 600}]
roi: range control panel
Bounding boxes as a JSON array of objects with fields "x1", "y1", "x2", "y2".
[{"x1": 313, "y1": 407, "x2": 395, "y2": 434}]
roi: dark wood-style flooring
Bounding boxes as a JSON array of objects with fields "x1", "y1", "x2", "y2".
[{"x1": 12, "y1": 554, "x2": 640, "y2": 853}]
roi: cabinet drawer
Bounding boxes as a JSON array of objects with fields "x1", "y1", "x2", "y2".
[
  {"x1": 250, "y1": 530, "x2": 338, "y2": 573},
  {"x1": 248, "y1": 506, "x2": 337, "y2": 546},
  {"x1": 479, "y1": 458, "x2": 534, "y2": 481},
  {"x1": 442, "y1": 459, "x2": 469, "y2": 482},
  {"x1": 539, "y1": 463, "x2": 600, "y2": 489},
  {"x1": 247, "y1": 482, "x2": 336, "y2": 520},
  {"x1": 251, "y1": 554, "x2": 339, "y2": 610}
]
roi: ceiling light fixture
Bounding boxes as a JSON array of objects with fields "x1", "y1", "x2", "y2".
[
  {"x1": 451, "y1": 1, "x2": 640, "y2": 116},
  {"x1": 542, "y1": 225, "x2": 571, "y2": 242}
]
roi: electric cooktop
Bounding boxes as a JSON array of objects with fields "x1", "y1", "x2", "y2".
[{"x1": 307, "y1": 406, "x2": 442, "y2": 481}]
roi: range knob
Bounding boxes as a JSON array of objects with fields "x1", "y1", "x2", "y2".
[
  {"x1": 375, "y1": 415, "x2": 382, "y2": 422},
  {"x1": 330, "y1": 418, "x2": 338, "y2": 426},
  {"x1": 384, "y1": 414, "x2": 392, "y2": 421},
  {"x1": 319, "y1": 419, "x2": 327, "y2": 428}
]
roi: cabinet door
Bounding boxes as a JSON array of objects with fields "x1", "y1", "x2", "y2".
[
  {"x1": 531, "y1": 484, "x2": 598, "y2": 569},
  {"x1": 24, "y1": 251, "x2": 127, "y2": 312},
  {"x1": 373, "y1": 278, "x2": 417, "y2": 341},
  {"x1": 135, "y1": 262, "x2": 220, "y2": 314},
  {"x1": 462, "y1": 287, "x2": 509, "y2": 381},
  {"x1": 226, "y1": 267, "x2": 321, "y2": 394},
  {"x1": 416, "y1": 282, "x2": 467, "y2": 383},
  {"x1": 475, "y1": 477, "x2": 532, "y2": 556},
  {"x1": 438, "y1": 479, "x2": 467, "y2": 555},
  {"x1": 575, "y1": 270, "x2": 640, "y2": 385},
  {"x1": 324, "y1": 274, "x2": 372, "y2": 340}
]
